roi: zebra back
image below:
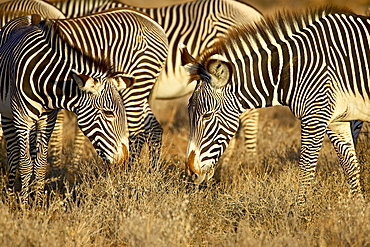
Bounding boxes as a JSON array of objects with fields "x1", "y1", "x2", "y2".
[
  {"x1": 0, "y1": 0, "x2": 65, "y2": 27},
  {"x1": 95, "y1": 0, "x2": 263, "y2": 99},
  {"x1": 49, "y1": 0, "x2": 111, "y2": 18}
]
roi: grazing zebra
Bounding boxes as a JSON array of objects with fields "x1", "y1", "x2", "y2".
[
  {"x1": 0, "y1": 14, "x2": 132, "y2": 203},
  {"x1": 0, "y1": 0, "x2": 67, "y2": 168},
  {"x1": 3, "y1": 2, "x2": 168, "y2": 167},
  {"x1": 182, "y1": 6, "x2": 369, "y2": 204},
  {"x1": 49, "y1": 0, "x2": 263, "y2": 162}
]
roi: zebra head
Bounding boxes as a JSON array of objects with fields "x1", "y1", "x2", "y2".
[
  {"x1": 71, "y1": 70, "x2": 133, "y2": 165},
  {"x1": 181, "y1": 45, "x2": 241, "y2": 184}
]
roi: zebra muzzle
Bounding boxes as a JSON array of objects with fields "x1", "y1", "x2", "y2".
[
  {"x1": 186, "y1": 150, "x2": 207, "y2": 184},
  {"x1": 111, "y1": 143, "x2": 130, "y2": 165}
]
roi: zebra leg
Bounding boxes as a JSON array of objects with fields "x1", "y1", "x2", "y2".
[
  {"x1": 12, "y1": 118, "x2": 34, "y2": 205},
  {"x1": 128, "y1": 103, "x2": 163, "y2": 167},
  {"x1": 144, "y1": 112, "x2": 163, "y2": 168},
  {"x1": 240, "y1": 109, "x2": 259, "y2": 155},
  {"x1": 128, "y1": 130, "x2": 145, "y2": 166},
  {"x1": 71, "y1": 126, "x2": 86, "y2": 165},
  {"x1": 350, "y1": 120, "x2": 363, "y2": 147},
  {"x1": 1, "y1": 117, "x2": 20, "y2": 196},
  {"x1": 326, "y1": 122, "x2": 364, "y2": 200},
  {"x1": 297, "y1": 118, "x2": 327, "y2": 206},
  {"x1": 33, "y1": 111, "x2": 58, "y2": 203},
  {"x1": 48, "y1": 110, "x2": 64, "y2": 168},
  {"x1": 221, "y1": 135, "x2": 237, "y2": 165}
]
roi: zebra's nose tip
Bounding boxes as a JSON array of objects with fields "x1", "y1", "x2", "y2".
[
  {"x1": 114, "y1": 144, "x2": 129, "y2": 165},
  {"x1": 186, "y1": 150, "x2": 207, "y2": 184},
  {"x1": 186, "y1": 150, "x2": 197, "y2": 174}
]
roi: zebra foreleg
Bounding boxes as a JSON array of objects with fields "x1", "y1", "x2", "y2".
[
  {"x1": 128, "y1": 130, "x2": 145, "y2": 167},
  {"x1": 33, "y1": 111, "x2": 58, "y2": 203},
  {"x1": 128, "y1": 104, "x2": 163, "y2": 168},
  {"x1": 71, "y1": 126, "x2": 86, "y2": 166},
  {"x1": 1, "y1": 117, "x2": 20, "y2": 197},
  {"x1": 297, "y1": 119, "x2": 327, "y2": 206},
  {"x1": 48, "y1": 110, "x2": 64, "y2": 168},
  {"x1": 326, "y1": 122, "x2": 364, "y2": 201},
  {"x1": 240, "y1": 109, "x2": 259, "y2": 155},
  {"x1": 13, "y1": 117, "x2": 34, "y2": 205},
  {"x1": 144, "y1": 113, "x2": 163, "y2": 169}
]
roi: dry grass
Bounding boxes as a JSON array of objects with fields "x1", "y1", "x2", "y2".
[
  {"x1": 0, "y1": 102, "x2": 369, "y2": 246},
  {"x1": 1, "y1": 0, "x2": 370, "y2": 246}
]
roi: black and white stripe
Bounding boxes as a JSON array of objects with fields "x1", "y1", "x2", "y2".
[
  {"x1": 50, "y1": 0, "x2": 262, "y2": 162},
  {"x1": 183, "y1": 6, "x2": 370, "y2": 204},
  {"x1": 0, "y1": 8, "x2": 168, "y2": 203}
]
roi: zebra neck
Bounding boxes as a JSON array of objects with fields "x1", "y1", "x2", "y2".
[
  {"x1": 233, "y1": 42, "x2": 286, "y2": 110},
  {"x1": 44, "y1": 72, "x2": 82, "y2": 113}
]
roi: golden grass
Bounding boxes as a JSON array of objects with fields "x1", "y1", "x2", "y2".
[
  {"x1": 0, "y1": 101, "x2": 369, "y2": 246},
  {"x1": 1, "y1": 1, "x2": 369, "y2": 245}
]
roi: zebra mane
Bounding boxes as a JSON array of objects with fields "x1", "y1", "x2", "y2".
[{"x1": 201, "y1": 5, "x2": 356, "y2": 62}]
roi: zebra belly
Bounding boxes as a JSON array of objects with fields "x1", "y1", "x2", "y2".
[{"x1": 332, "y1": 93, "x2": 370, "y2": 122}]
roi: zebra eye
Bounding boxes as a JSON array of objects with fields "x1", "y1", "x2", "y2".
[
  {"x1": 103, "y1": 110, "x2": 115, "y2": 118},
  {"x1": 203, "y1": 112, "x2": 212, "y2": 120}
]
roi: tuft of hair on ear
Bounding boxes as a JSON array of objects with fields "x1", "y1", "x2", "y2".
[
  {"x1": 109, "y1": 73, "x2": 136, "y2": 91},
  {"x1": 180, "y1": 43, "x2": 211, "y2": 84},
  {"x1": 70, "y1": 69, "x2": 101, "y2": 95},
  {"x1": 180, "y1": 43, "x2": 195, "y2": 66}
]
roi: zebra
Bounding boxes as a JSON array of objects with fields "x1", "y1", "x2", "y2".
[
  {"x1": 0, "y1": 14, "x2": 130, "y2": 204},
  {"x1": 0, "y1": 7, "x2": 168, "y2": 203},
  {"x1": 0, "y1": 0, "x2": 67, "y2": 168},
  {"x1": 3, "y1": 1, "x2": 168, "y2": 167},
  {"x1": 49, "y1": 0, "x2": 263, "y2": 162},
  {"x1": 182, "y1": 6, "x2": 369, "y2": 205}
]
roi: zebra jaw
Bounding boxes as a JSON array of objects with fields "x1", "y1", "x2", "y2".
[{"x1": 186, "y1": 149, "x2": 215, "y2": 184}]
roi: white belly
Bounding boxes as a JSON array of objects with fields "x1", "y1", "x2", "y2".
[{"x1": 332, "y1": 92, "x2": 370, "y2": 122}]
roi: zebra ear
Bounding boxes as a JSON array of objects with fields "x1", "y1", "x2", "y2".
[
  {"x1": 71, "y1": 70, "x2": 102, "y2": 94},
  {"x1": 180, "y1": 43, "x2": 196, "y2": 67},
  {"x1": 180, "y1": 43, "x2": 210, "y2": 83},
  {"x1": 205, "y1": 54, "x2": 232, "y2": 89},
  {"x1": 110, "y1": 73, "x2": 136, "y2": 91}
]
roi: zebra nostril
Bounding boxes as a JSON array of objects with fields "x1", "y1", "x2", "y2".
[{"x1": 192, "y1": 173, "x2": 199, "y2": 181}]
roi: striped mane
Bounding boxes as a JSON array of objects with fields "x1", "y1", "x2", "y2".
[{"x1": 201, "y1": 5, "x2": 356, "y2": 62}]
